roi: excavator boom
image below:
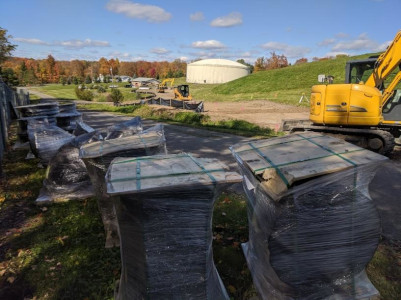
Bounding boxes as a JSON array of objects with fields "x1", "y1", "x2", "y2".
[{"x1": 365, "y1": 31, "x2": 401, "y2": 89}]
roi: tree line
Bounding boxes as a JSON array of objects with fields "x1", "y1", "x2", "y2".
[{"x1": 0, "y1": 55, "x2": 188, "y2": 86}]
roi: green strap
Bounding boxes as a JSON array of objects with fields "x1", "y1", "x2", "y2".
[
  {"x1": 298, "y1": 133, "x2": 357, "y2": 167},
  {"x1": 136, "y1": 161, "x2": 141, "y2": 190},
  {"x1": 235, "y1": 134, "x2": 326, "y2": 154},
  {"x1": 112, "y1": 153, "x2": 188, "y2": 165},
  {"x1": 109, "y1": 168, "x2": 225, "y2": 183},
  {"x1": 254, "y1": 148, "x2": 364, "y2": 173},
  {"x1": 248, "y1": 142, "x2": 290, "y2": 188},
  {"x1": 187, "y1": 153, "x2": 217, "y2": 184}
]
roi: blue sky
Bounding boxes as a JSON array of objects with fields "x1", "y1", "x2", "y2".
[{"x1": 0, "y1": 0, "x2": 400, "y2": 64}]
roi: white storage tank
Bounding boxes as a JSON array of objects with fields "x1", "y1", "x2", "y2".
[{"x1": 186, "y1": 59, "x2": 250, "y2": 84}]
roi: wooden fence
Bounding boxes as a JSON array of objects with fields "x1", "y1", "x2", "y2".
[{"x1": 0, "y1": 80, "x2": 30, "y2": 176}]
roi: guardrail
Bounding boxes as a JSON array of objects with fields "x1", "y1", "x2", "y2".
[{"x1": 0, "y1": 80, "x2": 30, "y2": 176}]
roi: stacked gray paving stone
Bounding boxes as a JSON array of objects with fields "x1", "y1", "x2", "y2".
[
  {"x1": 16, "y1": 103, "x2": 59, "y2": 142},
  {"x1": 36, "y1": 126, "x2": 100, "y2": 205},
  {"x1": 56, "y1": 102, "x2": 82, "y2": 132},
  {"x1": 79, "y1": 119, "x2": 166, "y2": 248},
  {"x1": 106, "y1": 153, "x2": 242, "y2": 300},
  {"x1": 230, "y1": 133, "x2": 388, "y2": 300}
]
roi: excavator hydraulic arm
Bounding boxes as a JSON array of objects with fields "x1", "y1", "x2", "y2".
[{"x1": 365, "y1": 30, "x2": 401, "y2": 91}]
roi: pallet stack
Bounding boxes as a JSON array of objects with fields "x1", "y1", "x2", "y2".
[
  {"x1": 106, "y1": 153, "x2": 241, "y2": 300},
  {"x1": 231, "y1": 132, "x2": 387, "y2": 299}
]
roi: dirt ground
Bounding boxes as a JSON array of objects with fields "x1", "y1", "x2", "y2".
[{"x1": 202, "y1": 100, "x2": 309, "y2": 130}]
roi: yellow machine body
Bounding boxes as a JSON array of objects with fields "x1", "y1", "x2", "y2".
[{"x1": 309, "y1": 83, "x2": 383, "y2": 126}]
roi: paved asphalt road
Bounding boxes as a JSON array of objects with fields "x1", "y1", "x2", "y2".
[{"x1": 80, "y1": 109, "x2": 401, "y2": 241}]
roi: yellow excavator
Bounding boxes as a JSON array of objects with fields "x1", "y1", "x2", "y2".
[
  {"x1": 174, "y1": 84, "x2": 192, "y2": 101},
  {"x1": 158, "y1": 78, "x2": 175, "y2": 93},
  {"x1": 285, "y1": 30, "x2": 401, "y2": 154}
]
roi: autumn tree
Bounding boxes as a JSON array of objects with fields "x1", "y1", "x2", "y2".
[
  {"x1": 46, "y1": 54, "x2": 56, "y2": 82},
  {"x1": 71, "y1": 59, "x2": 85, "y2": 80},
  {"x1": 109, "y1": 58, "x2": 120, "y2": 76},
  {"x1": 265, "y1": 52, "x2": 288, "y2": 70},
  {"x1": 254, "y1": 57, "x2": 265, "y2": 72},
  {"x1": 295, "y1": 58, "x2": 308, "y2": 65},
  {"x1": 0, "y1": 27, "x2": 16, "y2": 64},
  {"x1": 99, "y1": 57, "x2": 110, "y2": 75}
]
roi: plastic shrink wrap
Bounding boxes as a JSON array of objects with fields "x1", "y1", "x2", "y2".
[
  {"x1": 16, "y1": 102, "x2": 60, "y2": 118},
  {"x1": 59, "y1": 102, "x2": 77, "y2": 113},
  {"x1": 36, "y1": 123, "x2": 100, "y2": 205},
  {"x1": 56, "y1": 112, "x2": 82, "y2": 132},
  {"x1": 79, "y1": 124, "x2": 167, "y2": 248},
  {"x1": 73, "y1": 121, "x2": 96, "y2": 136},
  {"x1": 106, "y1": 153, "x2": 242, "y2": 300},
  {"x1": 27, "y1": 122, "x2": 75, "y2": 165},
  {"x1": 17, "y1": 116, "x2": 50, "y2": 142},
  {"x1": 230, "y1": 132, "x2": 388, "y2": 300},
  {"x1": 104, "y1": 116, "x2": 143, "y2": 140}
]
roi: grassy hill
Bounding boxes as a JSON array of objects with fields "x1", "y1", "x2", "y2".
[{"x1": 189, "y1": 53, "x2": 377, "y2": 105}]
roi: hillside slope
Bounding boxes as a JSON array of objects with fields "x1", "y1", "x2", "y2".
[{"x1": 193, "y1": 53, "x2": 377, "y2": 105}]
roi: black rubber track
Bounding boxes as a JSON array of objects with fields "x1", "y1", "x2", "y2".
[{"x1": 290, "y1": 126, "x2": 396, "y2": 155}]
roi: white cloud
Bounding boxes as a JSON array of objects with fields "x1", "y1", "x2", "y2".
[
  {"x1": 191, "y1": 40, "x2": 226, "y2": 49},
  {"x1": 377, "y1": 40, "x2": 391, "y2": 52},
  {"x1": 179, "y1": 56, "x2": 189, "y2": 62},
  {"x1": 56, "y1": 39, "x2": 110, "y2": 49},
  {"x1": 14, "y1": 38, "x2": 49, "y2": 45},
  {"x1": 335, "y1": 32, "x2": 349, "y2": 38},
  {"x1": 261, "y1": 42, "x2": 311, "y2": 58},
  {"x1": 239, "y1": 51, "x2": 252, "y2": 58},
  {"x1": 331, "y1": 33, "x2": 384, "y2": 52},
  {"x1": 150, "y1": 47, "x2": 170, "y2": 54},
  {"x1": 190, "y1": 11, "x2": 204, "y2": 21},
  {"x1": 13, "y1": 37, "x2": 110, "y2": 49},
  {"x1": 106, "y1": 0, "x2": 171, "y2": 23},
  {"x1": 318, "y1": 38, "x2": 336, "y2": 47},
  {"x1": 210, "y1": 12, "x2": 242, "y2": 28}
]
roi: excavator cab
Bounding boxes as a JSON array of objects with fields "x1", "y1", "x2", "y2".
[
  {"x1": 345, "y1": 57, "x2": 377, "y2": 84},
  {"x1": 174, "y1": 84, "x2": 192, "y2": 101}
]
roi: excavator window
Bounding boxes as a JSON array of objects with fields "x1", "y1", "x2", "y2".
[
  {"x1": 179, "y1": 85, "x2": 189, "y2": 97},
  {"x1": 349, "y1": 62, "x2": 375, "y2": 84}
]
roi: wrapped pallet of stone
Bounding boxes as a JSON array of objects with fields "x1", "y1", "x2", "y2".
[
  {"x1": 230, "y1": 132, "x2": 388, "y2": 300},
  {"x1": 17, "y1": 116, "x2": 49, "y2": 143},
  {"x1": 104, "y1": 116, "x2": 143, "y2": 140},
  {"x1": 79, "y1": 124, "x2": 166, "y2": 248},
  {"x1": 56, "y1": 102, "x2": 82, "y2": 132},
  {"x1": 28, "y1": 122, "x2": 75, "y2": 165},
  {"x1": 16, "y1": 102, "x2": 59, "y2": 121},
  {"x1": 56, "y1": 112, "x2": 82, "y2": 132},
  {"x1": 59, "y1": 102, "x2": 77, "y2": 113},
  {"x1": 106, "y1": 153, "x2": 242, "y2": 300},
  {"x1": 16, "y1": 103, "x2": 59, "y2": 143},
  {"x1": 73, "y1": 121, "x2": 96, "y2": 136},
  {"x1": 36, "y1": 124, "x2": 101, "y2": 205}
]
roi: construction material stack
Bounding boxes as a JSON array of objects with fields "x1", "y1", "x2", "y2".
[
  {"x1": 56, "y1": 102, "x2": 82, "y2": 132},
  {"x1": 230, "y1": 132, "x2": 388, "y2": 299},
  {"x1": 79, "y1": 119, "x2": 166, "y2": 248},
  {"x1": 106, "y1": 153, "x2": 242, "y2": 300},
  {"x1": 16, "y1": 102, "x2": 59, "y2": 142}
]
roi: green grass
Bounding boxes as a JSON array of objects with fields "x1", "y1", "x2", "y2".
[
  {"x1": 77, "y1": 103, "x2": 276, "y2": 137},
  {"x1": 0, "y1": 126, "x2": 120, "y2": 299}
]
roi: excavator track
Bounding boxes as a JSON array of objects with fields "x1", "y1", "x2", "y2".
[{"x1": 289, "y1": 125, "x2": 396, "y2": 155}]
